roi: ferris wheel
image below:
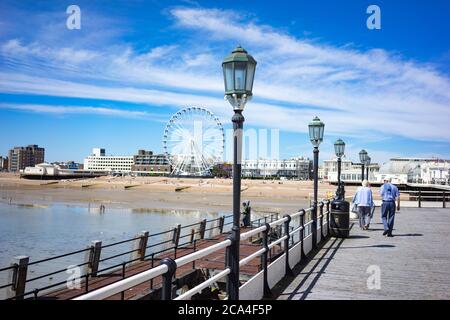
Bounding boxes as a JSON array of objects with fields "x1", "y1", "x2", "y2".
[{"x1": 162, "y1": 107, "x2": 225, "y2": 176}]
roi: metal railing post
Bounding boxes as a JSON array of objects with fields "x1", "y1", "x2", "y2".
[
  {"x1": 326, "y1": 201, "x2": 330, "y2": 236},
  {"x1": 300, "y1": 210, "x2": 306, "y2": 259},
  {"x1": 262, "y1": 223, "x2": 272, "y2": 298},
  {"x1": 418, "y1": 190, "x2": 422, "y2": 208},
  {"x1": 225, "y1": 233, "x2": 239, "y2": 300},
  {"x1": 283, "y1": 215, "x2": 293, "y2": 276},
  {"x1": 161, "y1": 258, "x2": 177, "y2": 300},
  {"x1": 173, "y1": 224, "x2": 181, "y2": 258},
  {"x1": 121, "y1": 262, "x2": 126, "y2": 300},
  {"x1": 219, "y1": 216, "x2": 225, "y2": 234},
  {"x1": 88, "y1": 240, "x2": 102, "y2": 277},
  {"x1": 443, "y1": 192, "x2": 446, "y2": 209},
  {"x1": 319, "y1": 202, "x2": 325, "y2": 239},
  {"x1": 7, "y1": 255, "x2": 29, "y2": 299}
]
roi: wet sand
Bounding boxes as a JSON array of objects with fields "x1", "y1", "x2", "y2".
[{"x1": 0, "y1": 173, "x2": 358, "y2": 215}]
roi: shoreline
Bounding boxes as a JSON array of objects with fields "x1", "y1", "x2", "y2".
[{"x1": 0, "y1": 173, "x2": 357, "y2": 214}]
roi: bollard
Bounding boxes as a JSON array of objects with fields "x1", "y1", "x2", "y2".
[
  {"x1": 261, "y1": 223, "x2": 272, "y2": 298},
  {"x1": 131, "y1": 231, "x2": 149, "y2": 262},
  {"x1": 172, "y1": 224, "x2": 181, "y2": 258},
  {"x1": 7, "y1": 255, "x2": 29, "y2": 299},
  {"x1": 160, "y1": 258, "x2": 177, "y2": 300},
  {"x1": 283, "y1": 215, "x2": 293, "y2": 276}
]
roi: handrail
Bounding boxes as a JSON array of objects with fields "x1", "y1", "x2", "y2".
[
  {"x1": 175, "y1": 268, "x2": 231, "y2": 300},
  {"x1": 73, "y1": 264, "x2": 169, "y2": 300},
  {"x1": 74, "y1": 239, "x2": 232, "y2": 300},
  {"x1": 73, "y1": 199, "x2": 330, "y2": 301}
]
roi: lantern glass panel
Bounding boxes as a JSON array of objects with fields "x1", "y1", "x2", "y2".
[
  {"x1": 245, "y1": 62, "x2": 255, "y2": 92},
  {"x1": 234, "y1": 61, "x2": 247, "y2": 91},
  {"x1": 223, "y1": 63, "x2": 234, "y2": 92}
]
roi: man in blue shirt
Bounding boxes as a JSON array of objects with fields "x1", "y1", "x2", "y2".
[{"x1": 379, "y1": 178, "x2": 400, "y2": 237}]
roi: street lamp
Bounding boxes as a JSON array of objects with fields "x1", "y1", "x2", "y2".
[
  {"x1": 308, "y1": 116, "x2": 325, "y2": 248},
  {"x1": 222, "y1": 45, "x2": 256, "y2": 300},
  {"x1": 366, "y1": 156, "x2": 371, "y2": 181},
  {"x1": 334, "y1": 139, "x2": 345, "y2": 199},
  {"x1": 359, "y1": 149, "x2": 368, "y2": 181}
]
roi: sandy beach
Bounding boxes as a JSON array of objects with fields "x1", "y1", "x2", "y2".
[{"x1": 0, "y1": 173, "x2": 358, "y2": 214}]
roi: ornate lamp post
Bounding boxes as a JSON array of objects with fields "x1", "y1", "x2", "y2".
[
  {"x1": 222, "y1": 45, "x2": 256, "y2": 300},
  {"x1": 366, "y1": 156, "x2": 371, "y2": 181},
  {"x1": 359, "y1": 149, "x2": 368, "y2": 181},
  {"x1": 334, "y1": 139, "x2": 345, "y2": 199},
  {"x1": 308, "y1": 116, "x2": 325, "y2": 248}
]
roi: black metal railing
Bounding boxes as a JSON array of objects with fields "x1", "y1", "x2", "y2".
[
  {"x1": 72, "y1": 200, "x2": 331, "y2": 301},
  {"x1": 0, "y1": 211, "x2": 280, "y2": 300}
]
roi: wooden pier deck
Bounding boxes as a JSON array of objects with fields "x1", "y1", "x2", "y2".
[
  {"x1": 41, "y1": 227, "x2": 281, "y2": 300},
  {"x1": 276, "y1": 207, "x2": 450, "y2": 300}
]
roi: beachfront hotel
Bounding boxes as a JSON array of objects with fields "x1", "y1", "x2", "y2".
[
  {"x1": 83, "y1": 148, "x2": 134, "y2": 173},
  {"x1": 242, "y1": 157, "x2": 312, "y2": 179},
  {"x1": 8, "y1": 144, "x2": 45, "y2": 172},
  {"x1": 83, "y1": 148, "x2": 171, "y2": 175}
]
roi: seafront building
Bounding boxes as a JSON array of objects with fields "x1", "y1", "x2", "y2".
[
  {"x1": 84, "y1": 148, "x2": 134, "y2": 173},
  {"x1": 378, "y1": 158, "x2": 450, "y2": 184},
  {"x1": 131, "y1": 150, "x2": 171, "y2": 176},
  {"x1": 83, "y1": 148, "x2": 171, "y2": 175},
  {"x1": 324, "y1": 158, "x2": 380, "y2": 183},
  {"x1": 0, "y1": 156, "x2": 8, "y2": 171},
  {"x1": 325, "y1": 157, "x2": 450, "y2": 185},
  {"x1": 8, "y1": 144, "x2": 45, "y2": 172},
  {"x1": 242, "y1": 157, "x2": 312, "y2": 180}
]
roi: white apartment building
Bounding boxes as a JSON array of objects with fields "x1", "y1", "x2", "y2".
[
  {"x1": 375, "y1": 158, "x2": 450, "y2": 185},
  {"x1": 408, "y1": 162, "x2": 450, "y2": 185},
  {"x1": 242, "y1": 157, "x2": 312, "y2": 180},
  {"x1": 325, "y1": 158, "x2": 379, "y2": 183},
  {"x1": 84, "y1": 148, "x2": 134, "y2": 173},
  {"x1": 323, "y1": 159, "x2": 352, "y2": 180}
]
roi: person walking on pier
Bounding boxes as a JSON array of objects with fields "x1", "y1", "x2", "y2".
[
  {"x1": 352, "y1": 180, "x2": 374, "y2": 230},
  {"x1": 380, "y1": 178, "x2": 400, "y2": 237}
]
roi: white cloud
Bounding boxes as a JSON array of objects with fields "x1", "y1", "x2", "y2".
[
  {"x1": 0, "y1": 6, "x2": 449, "y2": 148},
  {"x1": 0, "y1": 102, "x2": 164, "y2": 120}
]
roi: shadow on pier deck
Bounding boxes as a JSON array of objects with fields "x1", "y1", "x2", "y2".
[
  {"x1": 275, "y1": 207, "x2": 450, "y2": 300},
  {"x1": 41, "y1": 227, "x2": 281, "y2": 300}
]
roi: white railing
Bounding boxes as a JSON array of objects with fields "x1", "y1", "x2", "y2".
[{"x1": 74, "y1": 199, "x2": 332, "y2": 301}]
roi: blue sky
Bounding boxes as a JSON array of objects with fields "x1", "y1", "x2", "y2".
[{"x1": 1, "y1": 0, "x2": 450, "y2": 164}]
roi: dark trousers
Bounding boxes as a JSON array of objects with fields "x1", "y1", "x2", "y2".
[
  {"x1": 381, "y1": 201, "x2": 396, "y2": 232},
  {"x1": 358, "y1": 206, "x2": 372, "y2": 228}
]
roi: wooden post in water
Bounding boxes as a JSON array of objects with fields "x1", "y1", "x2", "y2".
[
  {"x1": 7, "y1": 256, "x2": 29, "y2": 299},
  {"x1": 131, "y1": 231, "x2": 149, "y2": 262},
  {"x1": 88, "y1": 241, "x2": 102, "y2": 277}
]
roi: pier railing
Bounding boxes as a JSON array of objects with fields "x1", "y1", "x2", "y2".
[
  {"x1": 73, "y1": 200, "x2": 331, "y2": 300},
  {"x1": 0, "y1": 212, "x2": 281, "y2": 300}
]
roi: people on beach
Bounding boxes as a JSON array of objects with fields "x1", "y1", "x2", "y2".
[
  {"x1": 380, "y1": 178, "x2": 400, "y2": 237},
  {"x1": 352, "y1": 180, "x2": 374, "y2": 230}
]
